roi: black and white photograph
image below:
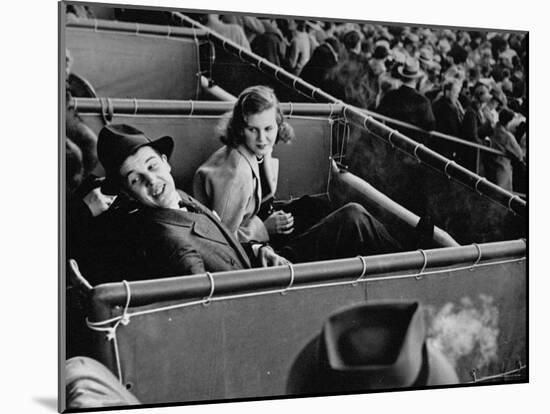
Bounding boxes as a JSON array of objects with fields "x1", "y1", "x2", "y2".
[
  {"x1": 7, "y1": 0, "x2": 549, "y2": 413},
  {"x1": 57, "y1": 0, "x2": 532, "y2": 411}
]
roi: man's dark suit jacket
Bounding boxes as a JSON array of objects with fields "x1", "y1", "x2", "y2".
[
  {"x1": 135, "y1": 191, "x2": 252, "y2": 279},
  {"x1": 377, "y1": 85, "x2": 436, "y2": 131},
  {"x1": 430, "y1": 96, "x2": 464, "y2": 160}
]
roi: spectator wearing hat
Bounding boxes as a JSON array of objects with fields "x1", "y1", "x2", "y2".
[
  {"x1": 93, "y1": 123, "x2": 290, "y2": 280},
  {"x1": 287, "y1": 301, "x2": 458, "y2": 394},
  {"x1": 377, "y1": 57, "x2": 436, "y2": 132},
  {"x1": 485, "y1": 108, "x2": 524, "y2": 191}
]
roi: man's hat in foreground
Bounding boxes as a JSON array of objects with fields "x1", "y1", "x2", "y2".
[
  {"x1": 287, "y1": 301, "x2": 458, "y2": 394},
  {"x1": 97, "y1": 124, "x2": 174, "y2": 195}
]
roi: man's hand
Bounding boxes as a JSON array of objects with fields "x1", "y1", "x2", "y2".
[
  {"x1": 258, "y1": 245, "x2": 291, "y2": 267},
  {"x1": 263, "y1": 210, "x2": 294, "y2": 236},
  {"x1": 83, "y1": 188, "x2": 117, "y2": 217}
]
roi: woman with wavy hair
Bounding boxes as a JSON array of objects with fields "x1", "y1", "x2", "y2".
[{"x1": 193, "y1": 85, "x2": 400, "y2": 262}]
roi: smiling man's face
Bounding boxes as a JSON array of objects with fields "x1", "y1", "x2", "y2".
[{"x1": 119, "y1": 146, "x2": 179, "y2": 209}]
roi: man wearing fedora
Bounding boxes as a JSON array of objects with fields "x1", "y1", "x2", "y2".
[
  {"x1": 95, "y1": 123, "x2": 407, "y2": 280},
  {"x1": 96, "y1": 123, "x2": 290, "y2": 279},
  {"x1": 287, "y1": 301, "x2": 458, "y2": 394},
  {"x1": 376, "y1": 56, "x2": 436, "y2": 132}
]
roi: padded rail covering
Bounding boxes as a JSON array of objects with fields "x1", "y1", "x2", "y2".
[
  {"x1": 76, "y1": 102, "x2": 332, "y2": 198},
  {"x1": 88, "y1": 241, "x2": 526, "y2": 403},
  {"x1": 66, "y1": 23, "x2": 201, "y2": 99}
]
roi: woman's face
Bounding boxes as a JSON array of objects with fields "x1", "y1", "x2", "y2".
[{"x1": 243, "y1": 106, "x2": 278, "y2": 158}]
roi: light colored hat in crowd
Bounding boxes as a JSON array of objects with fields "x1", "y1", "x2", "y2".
[
  {"x1": 441, "y1": 29, "x2": 456, "y2": 42},
  {"x1": 418, "y1": 47, "x2": 441, "y2": 71},
  {"x1": 375, "y1": 25, "x2": 393, "y2": 41},
  {"x1": 392, "y1": 48, "x2": 408, "y2": 64},
  {"x1": 306, "y1": 20, "x2": 323, "y2": 31},
  {"x1": 404, "y1": 32, "x2": 420, "y2": 45},
  {"x1": 420, "y1": 28, "x2": 434, "y2": 39},
  {"x1": 375, "y1": 39, "x2": 391, "y2": 52},
  {"x1": 438, "y1": 38, "x2": 451, "y2": 54},
  {"x1": 398, "y1": 57, "x2": 424, "y2": 79}
]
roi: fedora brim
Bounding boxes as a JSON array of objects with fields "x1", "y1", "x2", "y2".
[
  {"x1": 101, "y1": 135, "x2": 174, "y2": 195},
  {"x1": 287, "y1": 301, "x2": 458, "y2": 394},
  {"x1": 398, "y1": 65, "x2": 424, "y2": 79}
]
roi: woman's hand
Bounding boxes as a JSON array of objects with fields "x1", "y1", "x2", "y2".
[
  {"x1": 264, "y1": 210, "x2": 294, "y2": 236},
  {"x1": 83, "y1": 188, "x2": 117, "y2": 217}
]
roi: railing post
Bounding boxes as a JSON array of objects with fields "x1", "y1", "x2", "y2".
[{"x1": 476, "y1": 148, "x2": 481, "y2": 175}]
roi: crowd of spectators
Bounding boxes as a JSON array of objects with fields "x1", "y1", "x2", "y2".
[
  {"x1": 196, "y1": 15, "x2": 527, "y2": 192},
  {"x1": 66, "y1": 5, "x2": 528, "y2": 192}
]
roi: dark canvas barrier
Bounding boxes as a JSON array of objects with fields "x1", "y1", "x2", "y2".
[
  {"x1": 343, "y1": 125, "x2": 526, "y2": 244},
  {"x1": 77, "y1": 107, "x2": 332, "y2": 199},
  {"x1": 87, "y1": 241, "x2": 525, "y2": 403},
  {"x1": 66, "y1": 24, "x2": 201, "y2": 99},
  {"x1": 92, "y1": 284, "x2": 366, "y2": 403}
]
